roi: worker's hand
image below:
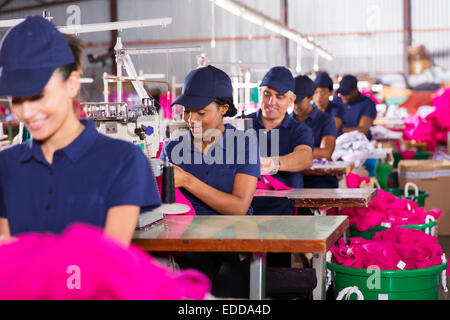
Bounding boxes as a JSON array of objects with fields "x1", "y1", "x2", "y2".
[
  {"x1": 173, "y1": 164, "x2": 191, "y2": 189},
  {"x1": 0, "y1": 235, "x2": 19, "y2": 246},
  {"x1": 260, "y1": 157, "x2": 280, "y2": 175}
]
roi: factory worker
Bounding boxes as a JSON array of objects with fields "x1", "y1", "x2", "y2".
[
  {"x1": 246, "y1": 66, "x2": 314, "y2": 215},
  {"x1": 313, "y1": 72, "x2": 346, "y2": 134},
  {"x1": 160, "y1": 65, "x2": 259, "y2": 298},
  {"x1": 337, "y1": 74, "x2": 377, "y2": 140},
  {"x1": 0, "y1": 16, "x2": 161, "y2": 245},
  {"x1": 293, "y1": 75, "x2": 338, "y2": 188},
  {"x1": 160, "y1": 65, "x2": 260, "y2": 215}
]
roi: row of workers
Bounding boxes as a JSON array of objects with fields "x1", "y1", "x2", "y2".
[{"x1": 0, "y1": 16, "x2": 377, "y2": 298}]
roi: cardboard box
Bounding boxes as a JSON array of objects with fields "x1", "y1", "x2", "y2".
[{"x1": 398, "y1": 160, "x2": 450, "y2": 235}]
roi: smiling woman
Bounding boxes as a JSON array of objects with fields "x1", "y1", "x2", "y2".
[{"x1": 0, "y1": 16, "x2": 161, "y2": 246}]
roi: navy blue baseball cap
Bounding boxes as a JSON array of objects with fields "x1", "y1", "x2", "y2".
[
  {"x1": 314, "y1": 72, "x2": 333, "y2": 89},
  {"x1": 0, "y1": 16, "x2": 75, "y2": 97},
  {"x1": 171, "y1": 65, "x2": 232, "y2": 110},
  {"x1": 294, "y1": 75, "x2": 315, "y2": 103},
  {"x1": 259, "y1": 66, "x2": 294, "y2": 94},
  {"x1": 336, "y1": 75, "x2": 358, "y2": 95}
]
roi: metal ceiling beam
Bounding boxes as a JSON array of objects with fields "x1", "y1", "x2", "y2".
[
  {"x1": 0, "y1": 0, "x2": 13, "y2": 11},
  {"x1": 210, "y1": 0, "x2": 332, "y2": 61}
]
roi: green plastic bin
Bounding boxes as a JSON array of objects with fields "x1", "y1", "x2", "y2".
[
  {"x1": 385, "y1": 181, "x2": 429, "y2": 207},
  {"x1": 349, "y1": 220, "x2": 436, "y2": 240},
  {"x1": 327, "y1": 261, "x2": 447, "y2": 300},
  {"x1": 393, "y1": 151, "x2": 432, "y2": 169}
]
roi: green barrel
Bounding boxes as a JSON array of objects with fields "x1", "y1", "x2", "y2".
[
  {"x1": 327, "y1": 261, "x2": 447, "y2": 300},
  {"x1": 383, "y1": 188, "x2": 429, "y2": 207},
  {"x1": 349, "y1": 221, "x2": 436, "y2": 240}
]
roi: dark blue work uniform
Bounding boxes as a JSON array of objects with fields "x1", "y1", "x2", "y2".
[
  {"x1": 247, "y1": 110, "x2": 314, "y2": 215},
  {"x1": 0, "y1": 119, "x2": 161, "y2": 236},
  {"x1": 341, "y1": 93, "x2": 377, "y2": 140},
  {"x1": 247, "y1": 109, "x2": 314, "y2": 188},
  {"x1": 324, "y1": 97, "x2": 347, "y2": 136},
  {"x1": 159, "y1": 123, "x2": 260, "y2": 215},
  {"x1": 293, "y1": 106, "x2": 339, "y2": 188}
]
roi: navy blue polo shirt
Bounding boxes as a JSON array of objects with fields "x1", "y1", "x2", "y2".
[
  {"x1": 159, "y1": 124, "x2": 260, "y2": 215},
  {"x1": 292, "y1": 107, "x2": 338, "y2": 189},
  {"x1": 247, "y1": 110, "x2": 314, "y2": 188},
  {"x1": 297, "y1": 106, "x2": 336, "y2": 148},
  {"x1": 0, "y1": 119, "x2": 161, "y2": 236},
  {"x1": 341, "y1": 93, "x2": 377, "y2": 140},
  {"x1": 322, "y1": 97, "x2": 347, "y2": 136}
]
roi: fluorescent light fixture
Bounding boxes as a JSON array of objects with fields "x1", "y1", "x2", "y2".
[{"x1": 210, "y1": 0, "x2": 332, "y2": 61}]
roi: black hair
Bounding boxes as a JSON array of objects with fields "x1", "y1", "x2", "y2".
[
  {"x1": 57, "y1": 34, "x2": 86, "y2": 80},
  {"x1": 214, "y1": 97, "x2": 237, "y2": 117},
  {"x1": 328, "y1": 85, "x2": 333, "y2": 91}
]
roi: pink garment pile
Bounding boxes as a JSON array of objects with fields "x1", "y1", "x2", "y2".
[
  {"x1": 0, "y1": 224, "x2": 211, "y2": 299},
  {"x1": 341, "y1": 189, "x2": 442, "y2": 232},
  {"x1": 360, "y1": 88, "x2": 380, "y2": 104},
  {"x1": 402, "y1": 113, "x2": 437, "y2": 151},
  {"x1": 402, "y1": 87, "x2": 450, "y2": 152},
  {"x1": 346, "y1": 172, "x2": 370, "y2": 188},
  {"x1": 330, "y1": 226, "x2": 449, "y2": 274}
]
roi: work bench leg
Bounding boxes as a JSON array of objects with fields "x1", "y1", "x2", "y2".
[
  {"x1": 312, "y1": 252, "x2": 326, "y2": 300},
  {"x1": 249, "y1": 252, "x2": 266, "y2": 300}
]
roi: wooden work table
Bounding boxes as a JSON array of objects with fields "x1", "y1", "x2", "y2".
[
  {"x1": 254, "y1": 188, "x2": 377, "y2": 208},
  {"x1": 301, "y1": 161, "x2": 354, "y2": 176},
  {"x1": 133, "y1": 215, "x2": 349, "y2": 300}
]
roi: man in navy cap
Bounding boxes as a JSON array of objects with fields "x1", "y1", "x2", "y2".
[
  {"x1": 313, "y1": 72, "x2": 346, "y2": 135},
  {"x1": 337, "y1": 74, "x2": 377, "y2": 140},
  {"x1": 292, "y1": 75, "x2": 338, "y2": 189},
  {"x1": 247, "y1": 66, "x2": 314, "y2": 215}
]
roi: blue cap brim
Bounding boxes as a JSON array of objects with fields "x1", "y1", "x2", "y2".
[
  {"x1": 0, "y1": 66, "x2": 56, "y2": 97},
  {"x1": 170, "y1": 93, "x2": 215, "y2": 110},
  {"x1": 259, "y1": 81, "x2": 292, "y2": 94},
  {"x1": 336, "y1": 87, "x2": 353, "y2": 96},
  {"x1": 295, "y1": 95, "x2": 307, "y2": 104}
]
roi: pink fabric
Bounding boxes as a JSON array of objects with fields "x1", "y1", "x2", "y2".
[
  {"x1": 341, "y1": 189, "x2": 442, "y2": 231},
  {"x1": 401, "y1": 87, "x2": 450, "y2": 152},
  {"x1": 360, "y1": 88, "x2": 380, "y2": 104},
  {"x1": 256, "y1": 175, "x2": 293, "y2": 190},
  {"x1": 0, "y1": 224, "x2": 211, "y2": 299},
  {"x1": 156, "y1": 142, "x2": 196, "y2": 215},
  {"x1": 159, "y1": 93, "x2": 173, "y2": 119},
  {"x1": 330, "y1": 226, "x2": 449, "y2": 274},
  {"x1": 346, "y1": 172, "x2": 370, "y2": 188}
]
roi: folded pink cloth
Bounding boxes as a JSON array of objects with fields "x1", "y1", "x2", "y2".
[
  {"x1": 159, "y1": 93, "x2": 173, "y2": 120},
  {"x1": 256, "y1": 175, "x2": 293, "y2": 190},
  {"x1": 341, "y1": 188, "x2": 442, "y2": 231},
  {"x1": 346, "y1": 172, "x2": 370, "y2": 188},
  {"x1": 0, "y1": 224, "x2": 211, "y2": 299},
  {"x1": 330, "y1": 226, "x2": 449, "y2": 274}
]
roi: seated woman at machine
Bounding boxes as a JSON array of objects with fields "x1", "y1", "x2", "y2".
[
  {"x1": 159, "y1": 65, "x2": 260, "y2": 298},
  {"x1": 160, "y1": 65, "x2": 260, "y2": 215}
]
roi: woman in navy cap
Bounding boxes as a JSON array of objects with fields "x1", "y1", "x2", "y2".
[
  {"x1": 292, "y1": 75, "x2": 338, "y2": 188},
  {"x1": 160, "y1": 65, "x2": 260, "y2": 215},
  {"x1": 313, "y1": 72, "x2": 346, "y2": 135},
  {"x1": 159, "y1": 65, "x2": 260, "y2": 297},
  {"x1": 0, "y1": 16, "x2": 161, "y2": 245}
]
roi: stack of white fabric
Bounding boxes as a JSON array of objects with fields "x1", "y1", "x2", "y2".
[
  {"x1": 370, "y1": 125, "x2": 403, "y2": 140},
  {"x1": 332, "y1": 131, "x2": 375, "y2": 168}
]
